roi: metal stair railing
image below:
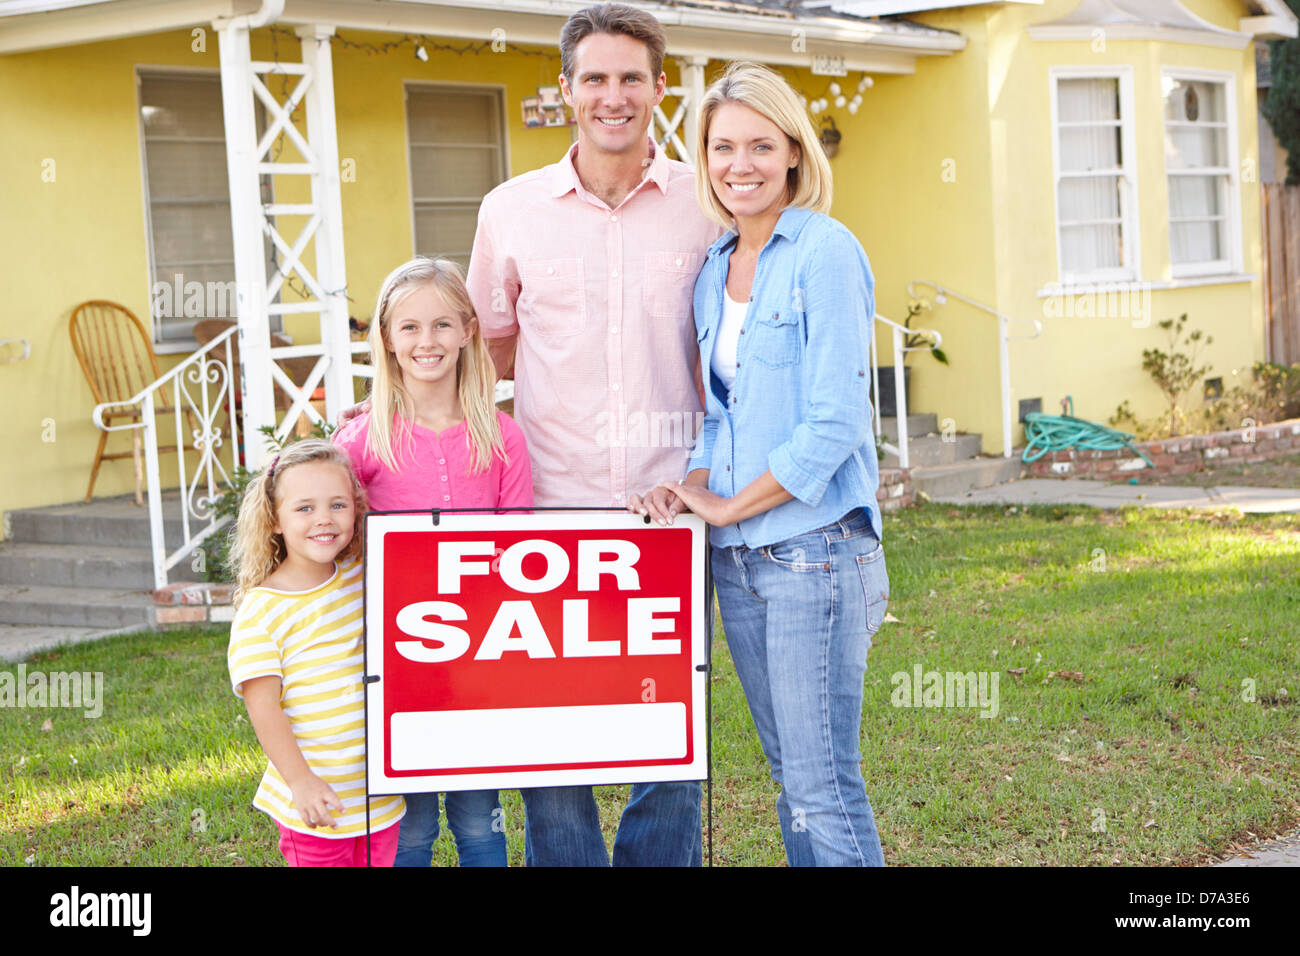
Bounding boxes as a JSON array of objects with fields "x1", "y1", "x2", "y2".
[
  {"x1": 91, "y1": 325, "x2": 242, "y2": 590},
  {"x1": 907, "y1": 279, "x2": 1043, "y2": 458},
  {"x1": 872, "y1": 312, "x2": 943, "y2": 471}
]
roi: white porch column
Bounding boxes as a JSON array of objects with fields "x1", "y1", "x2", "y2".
[
  {"x1": 679, "y1": 55, "x2": 709, "y2": 163},
  {"x1": 296, "y1": 24, "x2": 353, "y2": 424},
  {"x1": 216, "y1": 21, "x2": 276, "y2": 470}
]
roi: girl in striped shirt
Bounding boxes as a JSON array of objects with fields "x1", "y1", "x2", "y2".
[{"x1": 227, "y1": 438, "x2": 404, "y2": 866}]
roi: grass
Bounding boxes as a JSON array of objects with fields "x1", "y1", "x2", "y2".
[{"x1": 3, "y1": 502, "x2": 1298, "y2": 866}]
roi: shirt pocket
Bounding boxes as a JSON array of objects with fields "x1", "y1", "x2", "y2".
[
  {"x1": 642, "y1": 251, "x2": 703, "y2": 319},
  {"x1": 748, "y1": 309, "x2": 801, "y2": 369},
  {"x1": 518, "y1": 257, "x2": 586, "y2": 337}
]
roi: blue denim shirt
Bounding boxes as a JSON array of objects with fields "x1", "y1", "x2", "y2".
[{"x1": 685, "y1": 206, "x2": 883, "y2": 549}]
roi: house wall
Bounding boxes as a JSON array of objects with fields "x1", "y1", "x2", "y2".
[
  {"x1": 0, "y1": 26, "x2": 573, "y2": 533},
  {"x1": 883, "y1": 0, "x2": 1267, "y2": 455},
  {"x1": 805, "y1": 10, "x2": 1003, "y2": 451},
  {"x1": 0, "y1": 5, "x2": 1276, "y2": 531}
]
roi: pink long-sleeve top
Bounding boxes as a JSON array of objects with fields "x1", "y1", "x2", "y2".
[{"x1": 333, "y1": 410, "x2": 533, "y2": 512}]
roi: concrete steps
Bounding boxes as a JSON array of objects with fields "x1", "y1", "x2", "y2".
[
  {"x1": 0, "y1": 493, "x2": 206, "y2": 633},
  {"x1": 0, "y1": 583, "x2": 158, "y2": 629},
  {"x1": 910, "y1": 456, "x2": 1025, "y2": 499}
]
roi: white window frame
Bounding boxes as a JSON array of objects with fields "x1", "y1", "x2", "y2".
[
  {"x1": 135, "y1": 65, "x2": 277, "y2": 351},
  {"x1": 1161, "y1": 67, "x2": 1242, "y2": 279},
  {"x1": 404, "y1": 80, "x2": 510, "y2": 265},
  {"x1": 1049, "y1": 66, "x2": 1141, "y2": 284}
]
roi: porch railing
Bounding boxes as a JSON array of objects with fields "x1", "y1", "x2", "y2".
[
  {"x1": 907, "y1": 280, "x2": 1043, "y2": 458},
  {"x1": 92, "y1": 325, "x2": 243, "y2": 590},
  {"x1": 91, "y1": 334, "x2": 480, "y2": 589},
  {"x1": 871, "y1": 312, "x2": 943, "y2": 471}
]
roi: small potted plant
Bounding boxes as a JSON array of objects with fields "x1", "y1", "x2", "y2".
[{"x1": 876, "y1": 300, "x2": 947, "y2": 418}]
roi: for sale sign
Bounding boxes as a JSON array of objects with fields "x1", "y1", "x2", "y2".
[{"x1": 364, "y1": 511, "x2": 709, "y2": 793}]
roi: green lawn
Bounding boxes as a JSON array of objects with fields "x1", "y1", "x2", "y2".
[{"x1": 3, "y1": 502, "x2": 1297, "y2": 866}]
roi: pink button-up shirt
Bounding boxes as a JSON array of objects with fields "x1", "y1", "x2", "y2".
[{"x1": 467, "y1": 139, "x2": 721, "y2": 507}]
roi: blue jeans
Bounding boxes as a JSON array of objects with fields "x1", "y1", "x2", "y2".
[
  {"x1": 520, "y1": 782, "x2": 702, "y2": 867},
  {"x1": 712, "y1": 507, "x2": 887, "y2": 866},
  {"x1": 393, "y1": 789, "x2": 507, "y2": 867}
]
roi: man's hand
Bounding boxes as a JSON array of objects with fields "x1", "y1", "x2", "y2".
[{"x1": 337, "y1": 397, "x2": 370, "y2": 426}]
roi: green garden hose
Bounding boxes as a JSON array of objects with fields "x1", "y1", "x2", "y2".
[{"x1": 1021, "y1": 412, "x2": 1154, "y2": 468}]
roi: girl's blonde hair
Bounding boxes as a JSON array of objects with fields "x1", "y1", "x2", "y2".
[
  {"x1": 695, "y1": 61, "x2": 833, "y2": 229},
  {"x1": 229, "y1": 439, "x2": 367, "y2": 606},
  {"x1": 365, "y1": 256, "x2": 505, "y2": 474}
]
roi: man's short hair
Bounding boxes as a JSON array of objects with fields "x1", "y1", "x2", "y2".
[{"x1": 560, "y1": 3, "x2": 667, "y2": 81}]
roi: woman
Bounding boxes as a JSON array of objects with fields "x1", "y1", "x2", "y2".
[{"x1": 630, "y1": 61, "x2": 889, "y2": 866}]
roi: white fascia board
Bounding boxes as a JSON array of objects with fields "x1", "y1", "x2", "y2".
[
  {"x1": 1028, "y1": 23, "x2": 1251, "y2": 50},
  {"x1": 806, "y1": 0, "x2": 1041, "y2": 15},
  {"x1": 1241, "y1": 15, "x2": 1298, "y2": 40},
  {"x1": 0, "y1": 0, "x2": 965, "y2": 67},
  {"x1": 279, "y1": 0, "x2": 964, "y2": 73},
  {"x1": 0, "y1": 0, "x2": 251, "y2": 54}
]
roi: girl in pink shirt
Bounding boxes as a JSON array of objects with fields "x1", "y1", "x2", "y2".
[{"x1": 335, "y1": 256, "x2": 532, "y2": 866}]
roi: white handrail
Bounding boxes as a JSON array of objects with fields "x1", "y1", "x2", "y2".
[
  {"x1": 92, "y1": 326, "x2": 243, "y2": 590},
  {"x1": 871, "y1": 312, "x2": 943, "y2": 472},
  {"x1": 91, "y1": 328, "x2": 376, "y2": 589},
  {"x1": 907, "y1": 279, "x2": 1043, "y2": 458}
]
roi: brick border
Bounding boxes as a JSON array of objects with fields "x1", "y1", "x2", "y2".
[
  {"x1": 151, "y1": 581, "x2": 234, "y2": 626},
  {"x1": 1024, "y1": 418, "x2": 1300, "y2": 481},
  {"x1": 876, "y1": 467, "x2": 914, "y2": 512}
]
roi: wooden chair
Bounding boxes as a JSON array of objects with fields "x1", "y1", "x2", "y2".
[{"x1": 69, "y1": 300, "x2": 192, "y2": 504}]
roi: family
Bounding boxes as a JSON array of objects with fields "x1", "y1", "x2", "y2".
[{"x1": 224, "y1": 3, "x2": 889, "y2": 868}]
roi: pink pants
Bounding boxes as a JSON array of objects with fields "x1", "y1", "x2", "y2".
[{"x1": 276, "y1": 821, "x2": 399, "y2": 867}]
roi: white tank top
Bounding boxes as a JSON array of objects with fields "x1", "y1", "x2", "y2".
[{"x1": 711, "y1": 291, "x2": 748, "y2": 391}]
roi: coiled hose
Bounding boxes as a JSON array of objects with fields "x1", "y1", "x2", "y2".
[{"x1": 1022, "y1": 412, "x2": 1154, "y2": 468}]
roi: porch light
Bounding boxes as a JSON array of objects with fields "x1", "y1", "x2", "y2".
[
  {"x1": 415, "y1": 43, "x2": 428, "y2": 62},
  {"x1": 819, "y1": 116, "x2": 842, "y2": 158}
]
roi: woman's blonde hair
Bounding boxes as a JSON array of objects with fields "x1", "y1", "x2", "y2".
[
  {"x1": 695, "y1": 61, "x2": 833, "y2": 229},
  {"x1": 229, "y1": 439, "x2": 367, "y2": 606},
  {"x1": 365, "y1": 257, "x2": 505, "y2": 474}
]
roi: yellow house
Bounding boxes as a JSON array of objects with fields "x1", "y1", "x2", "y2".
[{"x1": 0, "y1": 0, "x2": 1293, "y2": 597}]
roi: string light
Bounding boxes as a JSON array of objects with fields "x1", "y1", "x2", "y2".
[{"x1": 791, "y1": 71, "x2": 872, "y2": 119}]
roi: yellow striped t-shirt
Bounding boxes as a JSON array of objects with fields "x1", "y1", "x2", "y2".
[{"x1": 227, "y1": 559, "x2": 404, "y2": 838}]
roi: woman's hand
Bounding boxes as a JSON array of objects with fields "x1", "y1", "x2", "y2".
[
  {"x1": 629, "y1": 469, "x2": 712, "y2": 525},
  {"x1": 287, "y1": 772, "x2": 344, "y2": 830},
  {"x1": 627, "y1": 485, "x2": 686, "y2": 525},
  {"x1": 656, "y1": 481, "x2": 738, "y2": 527}
]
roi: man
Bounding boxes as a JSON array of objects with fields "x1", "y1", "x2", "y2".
[{"x1": 465, "y1": 3, "x2": 719, "y2": 866}]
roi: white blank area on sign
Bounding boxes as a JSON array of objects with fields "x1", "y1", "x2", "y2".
[{"x1": 390, "y1": 703, "x2": 687, "y2": 771}]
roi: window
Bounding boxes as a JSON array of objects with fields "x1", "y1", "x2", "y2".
[
  {"x1": 1051, "y1": 69, "x2": 1139, "y2": 283},
  {"x1": 137, "y1": 71, "x2": 276, "y2": 345},
  {"x1": 1163, "y1": 72, "x2": 1238, "y2": 276},
  {"x1": 406, "y1": 84, "x2": 508, "y2": 271}
]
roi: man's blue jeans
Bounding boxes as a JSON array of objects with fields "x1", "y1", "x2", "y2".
[
  {"x1": 393, "y1": 789, "x2": 507, "y2": 867},
  {"x1": 520, "y1": 782, "x2": 702, "y2": 866},
  {"x1": 711, "y1": 507, "x2": 887, "y2": 866}
]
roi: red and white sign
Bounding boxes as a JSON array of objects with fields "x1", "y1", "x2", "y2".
[{"x1": 364, "y1": 511, "x2": 708, "y2": 793}]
